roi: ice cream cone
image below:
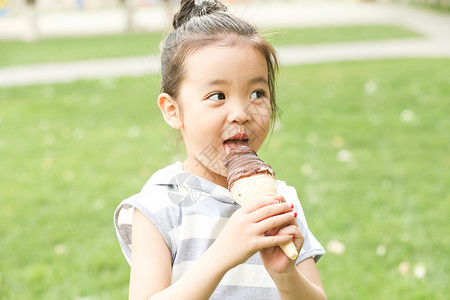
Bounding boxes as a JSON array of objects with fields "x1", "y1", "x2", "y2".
[
  {"x1": 225, "y1": 146, "x2": 299, "y2": 260},
  {"x1": 230, "y1": 174, "x2": 298, "y2": 260}
]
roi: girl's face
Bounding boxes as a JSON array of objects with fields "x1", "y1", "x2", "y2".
[{"x1": 178, "y1": 43, "x2": 272, "y2": 187}]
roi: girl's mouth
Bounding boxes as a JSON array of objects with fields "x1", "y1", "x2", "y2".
[{"x1": 223, "y1": 133, "x2": 249, "y2": 155}]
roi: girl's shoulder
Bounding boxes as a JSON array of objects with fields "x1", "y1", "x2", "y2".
[
  {"x1": 124, "y1": 161, "x2": 186, "y2": 210},
  {"x1": 143, "y1": 161, "x2": 184, "y2": 187},
  {"x1": 114, "y1": 162, "x2": 186, "y2": 264}
]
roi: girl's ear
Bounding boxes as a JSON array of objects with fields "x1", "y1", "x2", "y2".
[{"x1": 158, "y1": 93, "x2": 183, "y2": 129}]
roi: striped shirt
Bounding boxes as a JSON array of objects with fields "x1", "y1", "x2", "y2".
[{"x1": 114, "y1": 162, "x2": 325, "y2": 299}]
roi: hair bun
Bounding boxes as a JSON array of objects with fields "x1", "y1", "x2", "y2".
[{"x1": 173, "y1": 0, "x2": 228, "y2": 29}]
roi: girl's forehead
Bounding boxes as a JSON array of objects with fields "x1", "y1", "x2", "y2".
[{"x1": 185, "y1": 43, "x2": 268, "y2": 71}]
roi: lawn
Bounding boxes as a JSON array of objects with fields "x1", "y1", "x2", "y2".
[
  {"x1": 0, "y1": 25, "x2": 420, "y2": 67},
  {"x1": 0, "y1": 58, "x2": 448, "y2": 299}
]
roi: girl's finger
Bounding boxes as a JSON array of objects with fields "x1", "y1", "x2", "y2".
[
  {"x1": 249, "y1": 201, "x2": 293, "y2": 223},
  {"x1": 275, "y1": 194, "x2": 286, "y2": 203},
  {"x1": 240, "y1": 194, "x2": 281, "y2": 213},
  {"x1": 275, "y1": 224, "x2": 304, "y2": 251},
  {"x1": 256, "y1": 211, "x2": 297, "y2": 233},
  {"x1": 258, "y1": 233, "x2": 296, "y2": 250},
  {"x1": 276, "y1": 224, "x2": 302, "y2": 237}
]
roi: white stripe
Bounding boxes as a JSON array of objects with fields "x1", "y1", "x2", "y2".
[
  {"x1": 221, "y1": 263, "x2": 275, "y2": 288},
  {"x1": 170, "y1": 215, "x2": 229, "y2": 242},
  {"x1": 211, "y1": 185, "x2": 233, "y2": 199},
  {"x1": 172, "y1": 261, "x2": 192, "y2": 283},
  {"x1": 172, "y1": 261, "x2": 275, "y2": 288},
  {"x1": 117, "y1": 206, "x2": 134, "y2": 226},
  {"x1": 138, "y1": 189, "x2": 176, "y2": 212}
]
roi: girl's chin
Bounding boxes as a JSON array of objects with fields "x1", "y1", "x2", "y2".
[
  {"x1": 200, "y1": 166, "x2": 228, "y2": 188},
  {"x1": 206, "y1": 164, "x2": 227, "y2": 178},
  {"x1": 214, "y1": 168, "x2": 227, "y2": 178},
  {"x1": 185, "y1": 158, "x2": 227, "y2": 181}
]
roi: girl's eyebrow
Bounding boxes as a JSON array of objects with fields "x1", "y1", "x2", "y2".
[
  {"x1": 250, "y1": 77, "x2": 269, "y2": 85},
  {"x1": 205, "y1": 79, "x2": 227, "y2": 87},
  {"x1": 204, "y1": 77, "x2": 268, "y2": 88}
]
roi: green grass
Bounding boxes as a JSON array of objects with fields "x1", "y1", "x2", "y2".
[
  {"x1": 0, "y1": 25, "x2": 421, "y2": 67},
  {"x1": 1, "y1": 58, "x2": 449, "y2": 299},
  {"x1": 268, "y1": 59, "x2": 450, "y2": 299},
  {"x1": 407, "y1": 1, "x2": 450, "y2": 13},
  {"x1": 264, "y1": 24, "x2": 420, "y2": 47},
  {"x1": 0, "y1": 31, "x2": 166, "y2": 67}
]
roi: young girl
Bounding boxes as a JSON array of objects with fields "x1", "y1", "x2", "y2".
[{"x1": 114, "y1": 0, "x2": 326, "y2": 299}]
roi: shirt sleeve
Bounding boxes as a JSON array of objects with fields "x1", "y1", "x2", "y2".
[
  {"x1": 114, "y1": 187, "x2": 179, "y2": 266},
  {"x1": 276, "y1": 180, "x2": 326, "y2": 263}
]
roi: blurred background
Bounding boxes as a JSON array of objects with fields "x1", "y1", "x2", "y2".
[
  {"x1": 0, "y1": 0, "x2": 449, "y2": 41},
  {"x1": 1, "y1": 0, "x2": 449, "y2": 299}
]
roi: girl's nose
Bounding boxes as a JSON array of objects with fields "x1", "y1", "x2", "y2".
[{"x1": 228, "y1": 102, "x2": 251, "y2": 125}]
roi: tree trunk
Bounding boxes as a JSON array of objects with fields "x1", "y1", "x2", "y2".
[
  {"x1": 24, "y1": 0, "x2": 39, "y2": 42},
  {"x1": 123, "y1": 0, "x2": 135, "y2": 32}
]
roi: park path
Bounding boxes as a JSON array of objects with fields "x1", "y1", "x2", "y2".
[{"x1": 0, "y1": 1, "x2": 449, "y2": 87}]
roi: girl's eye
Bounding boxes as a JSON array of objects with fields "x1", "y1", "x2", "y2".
[
  {"x1": 207, "y1": 92, "x2": 226, "y2": 101},
  {"x1": 250, "y1": 90, "x2": 265, "y2": 99}
]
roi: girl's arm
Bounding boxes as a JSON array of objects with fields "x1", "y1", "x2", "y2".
[
  {"x1": 259, "y1": 195, "x2": 326, "y2": 300},
  {"x1": 129, "y1": 208, "x2": 228, "y2": 300},
  {"x1": 273, "y1": 258, "x2": 327, "y2": 300}
]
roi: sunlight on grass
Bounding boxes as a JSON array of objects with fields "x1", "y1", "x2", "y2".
[{"x1": 0, "y1": 58, "x2": 448, "y2": 299}]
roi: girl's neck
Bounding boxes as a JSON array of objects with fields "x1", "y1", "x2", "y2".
[{"x1": 182, "y1": 159, "x2": 229, "y2": 189}]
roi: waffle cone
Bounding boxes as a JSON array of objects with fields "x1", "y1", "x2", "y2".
[
  {"x1": 230, "y1": 174, "x2": 298, "y2": 260},
  {"x1": 230, "y1": 174, "x2": 277, "y2": 206}
]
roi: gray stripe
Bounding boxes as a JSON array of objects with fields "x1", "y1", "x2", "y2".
[
  {"x1": 174, "y1": 238, "x2": 264, "y2": 266},
  {"x1": 183, "y1": 197, "x2": 238, "y2": 218},
  {"x1": 117, "y1": 223, "x2": 132, "y2": 246},
  {"x1": 173, "y1": 238, "x2": 215, "y2": 264},
  {"x1": 298, "y1": 249, "x2": 326, "y2": 264}
]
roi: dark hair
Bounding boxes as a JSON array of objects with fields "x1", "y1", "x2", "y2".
[{"x1": 160, "y1": 0, "x2": 280, "y2": 122}]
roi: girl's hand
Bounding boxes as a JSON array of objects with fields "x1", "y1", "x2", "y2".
[
  {"x1": 260, "y1": 195, "x2": 305, "y2": 275},
  {"x1": 211, "y1": 196, "x2": 297, "y2": 271}
]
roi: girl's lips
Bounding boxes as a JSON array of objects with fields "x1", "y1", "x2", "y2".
[
  {"x1": 223, "y1": 133, "x2": 249, "y2": 155},
  {"x1": 227, "y1": 133, "x2": 249, "y2": 141}
]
